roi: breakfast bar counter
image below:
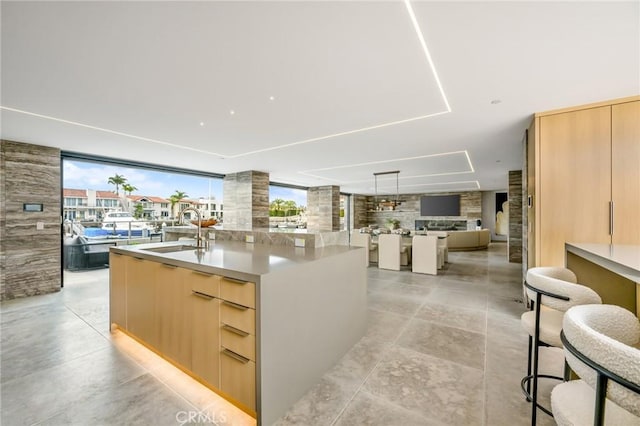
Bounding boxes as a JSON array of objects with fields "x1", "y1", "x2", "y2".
[{"x1": 565, "y1": 243, "x2": 640, "y2": 317}]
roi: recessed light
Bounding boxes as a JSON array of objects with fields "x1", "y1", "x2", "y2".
[
  {"x1": 491, "y1": 99, "x2": 502, "y2": 105},
  {"x1": 229, "y1": 110, "x2": 235, "y2": 115},
  {"x1": 269, "y1": 96, "x2": 275, "y2": 101},
  {"x1": 199, "y1": 122, "x2": 205, "y2": 126}
]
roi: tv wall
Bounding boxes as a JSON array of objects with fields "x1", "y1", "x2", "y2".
[{"x1": 420, "y1": 194, "x2": 460, "y2": 216}]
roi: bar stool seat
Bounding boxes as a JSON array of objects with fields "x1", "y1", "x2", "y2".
[
  {"x1": 521, "y1": 305, "x2": 564, "y2": 347},
  {"x1": 551, "y1": 304, "x2": 640, "y2": 425},
  {"x1": 520, "y1": 266, "x2": 602, "y2": 425}
]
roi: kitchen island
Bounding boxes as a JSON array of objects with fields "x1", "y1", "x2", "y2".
[{"x1": 109, "y1": 240, "x2": 367, "y2": 425}]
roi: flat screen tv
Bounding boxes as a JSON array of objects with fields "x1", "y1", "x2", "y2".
[{"x1": 420, "y1": 195, "x2": 460, "y2": 216}]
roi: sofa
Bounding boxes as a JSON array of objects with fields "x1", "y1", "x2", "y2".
[{"x1": 446, "y1": 229, "x2": 490, "y2": 251}]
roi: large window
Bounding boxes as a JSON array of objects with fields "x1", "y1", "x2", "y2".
[
  {"x1": 62, "y1": 157, "x2": 223, "y2": 224},
  {"x1": 269, "y1": 185, "x2": 307, "y2": 229}
]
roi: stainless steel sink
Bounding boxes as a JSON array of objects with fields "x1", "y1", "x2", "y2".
[{"x1": 141, "y1": 244, "x2": 197, "y2": 253}]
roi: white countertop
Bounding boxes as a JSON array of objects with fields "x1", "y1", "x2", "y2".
[
  {"x1": 111, "y1": 240, "x2": 359, "y2": 281},
  {"x1": 565, "y1": 243, "x2": 640, "y2": 282}
]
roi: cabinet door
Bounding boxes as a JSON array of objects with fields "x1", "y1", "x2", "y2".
[
  {"x1": 612, "y1": 101, "x2": 640, "y2": 244},
  {"x1": 538, "y1": 106, "x2": 612, "y2": 265},
  {"x1": 126, "y1": 257, "x2": 159, "y2": 348},
  {"x1": 156, "y1": 265, "x2": 191, "y2": 369},
  {"x1": 191, "y1": 290, "x2": 220, "y2": 388},
  {"x1": 109, "y1": 252, "x2": 127, "y2": 328},
  {"x1": 220, "y1": 348, "x2": 256, "y2": 411}
]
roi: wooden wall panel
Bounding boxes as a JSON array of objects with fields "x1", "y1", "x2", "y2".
[
  {"x1": 612, "y1": 101, "x2": 640, "y2": 244},
  {"x1": 538, "y1": 107, "x2": 612, "y2": 266}
]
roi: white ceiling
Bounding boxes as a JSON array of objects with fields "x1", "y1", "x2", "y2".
[{"x1": 2, "y1": 1, "x2": 638, "y2": 195}]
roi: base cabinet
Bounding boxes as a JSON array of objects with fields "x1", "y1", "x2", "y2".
[
  {"x1": 220, "y1": 349, "x2": 256, "y2": 410},
  {"x1": 156, "y1": 264, "x2": 192, "y2": 370},
  {"x1": 191, "y1": 288, "x2": 221, "y2": 387},
  {"x1": 126, "y1": 257, "x2": 159, "y2": 348},
  {"x1": 110, "y1": 257, "x2": 256, "y2": 415}
]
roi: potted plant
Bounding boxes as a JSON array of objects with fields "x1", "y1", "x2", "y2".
[{"x1": 386, "y1": 218, "x2": 400, "y2": 230}]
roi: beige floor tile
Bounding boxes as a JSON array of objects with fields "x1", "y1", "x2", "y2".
[
  {"x1": 363, "y1": 346, "x2": 484, "y2": 425},
  {"x1": 396, "y1": 318, "x2": 486, "y2": 370}
]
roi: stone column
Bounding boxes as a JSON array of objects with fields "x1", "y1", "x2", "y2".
[
  {"x1": 508, "y1": 170, "x2": 523, "y2": 263},
  {"x1": 1, "y1": 140, "x2": 61, "y2": 300},
  {"x1": 223, "y1": 171, "x2": 269, "y2": 229},
  {"x1": 307, "y1": 186, "x2": 340, "y2": 231}
]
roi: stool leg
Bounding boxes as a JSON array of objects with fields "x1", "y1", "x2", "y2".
[
  {"x1": 531, "y1": 293, "x2": 542, "y2": 426},
  {"x1": 526, "y1": 335, "x2": 533, "y2": 399}
]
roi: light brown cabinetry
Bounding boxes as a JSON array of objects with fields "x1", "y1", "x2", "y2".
[
  {"x1": 109, "y1": 252, "x2": 127, "y2": 327},
  {"x1": 190, "y1": 270, "x2": 221, "y2": 387},
  {"x1": 156, "y1": 264, "x2": 191, "y2": 369},
  {"x1": 611, "y1": 101, "x2": 640, "y2": 244},
  {"x1": 126, "y1": 257, "x2": 160, "y2": 348},
  {"x1": 109, "y1": 257, "x2": 256, "y2": 415},
  {"x1": 219, "y1": 278, "x2": 257, "y2": 411},
  {"x1": 529, "y1": 97, "x2": 640, "y2": 267}
]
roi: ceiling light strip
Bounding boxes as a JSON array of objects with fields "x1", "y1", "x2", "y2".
[
  {"x1": 0, "y1": 106, "x2": 225, "y2": 158},
  {"x1": 404, "y1": 0, "x2": 451, "y2": 112},
  {"x1": 226, "y1": 110, "x2": 450, "y2": 158},
  {"x1": 301, "y1": 150, "x2": 471, "y2": 174}
]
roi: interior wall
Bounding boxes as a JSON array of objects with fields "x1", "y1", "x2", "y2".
[
  {"x1": 354, "y1": 191, "x2": 482, "y2": 230},
  {"x1": 1, "y1": 140, "x2": 61, "y2": 300},
  {"x1": 508, "y1": 170, "x2": 523, "y2": 263},
  {"x1": 481, "y1": 191, "x2": 508, "y2": 241}
]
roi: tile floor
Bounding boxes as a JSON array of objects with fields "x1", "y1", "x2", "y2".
[{"x1": 1, "y1": 243, "x2": 560, "y2": 425}]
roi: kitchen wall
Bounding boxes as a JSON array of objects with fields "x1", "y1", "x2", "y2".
[
  {"x1": 1, "y1": 140, "x2": 61, "y2": 300},
  {"x1": 354, "y1": 191, "x2": 482, "y2": 230}
]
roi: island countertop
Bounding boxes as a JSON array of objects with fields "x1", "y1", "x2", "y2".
[
  {"x1": 110, "y1": 240, "x2": 360, "y2": 281},
  {"x1": 565, "y1": 243, "x2": 640, "y2": 283}
]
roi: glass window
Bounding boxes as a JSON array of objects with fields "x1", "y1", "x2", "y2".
[{"x1": 269, "y1": 185, "x2": 307, "y2": 229}]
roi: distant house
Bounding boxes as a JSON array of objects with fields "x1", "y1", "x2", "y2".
[
  {"x1": 63, "y1": 189, "x2": 121, "y2": 220},
  {"x1": 126, "y1": 195, "x2": 171, "y2": 219}
]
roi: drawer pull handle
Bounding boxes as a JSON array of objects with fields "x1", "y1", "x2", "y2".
[
  {"x1": 192, "y1": 290, "x2": 215, "y2": 300},
  {"x1": 112, "y1": 252, "x2": 122, "y2": 256},
  {"x1": 222, "y1": 324, "x2": 249, "y2": 337},
  {"x1": 192, "y1": 270, "x2": 214, "y2": 277},
  {"x1": 222, "y1": 348, "x2": 250, "y2": 364},
  {"x1": 222, "y1": 300, "x2": 249, "y2": 311},
  {"x1": 133, "y1": 257, "x2": 144, "y2": 261},
  {"x1": 223, "y1": 277, "x2": 247, "y2": 285},
  {"x1": 162, "y1": 263, "x2": 177, "y2": 269}
]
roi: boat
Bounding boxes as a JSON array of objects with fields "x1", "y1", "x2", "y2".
[{"x1": 100, "y1": 211, "x2": 152, "y2": 237}]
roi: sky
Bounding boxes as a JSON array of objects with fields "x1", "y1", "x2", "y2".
[{"x1": 63, "y1": 159, "x2": 307, "y2": 206}]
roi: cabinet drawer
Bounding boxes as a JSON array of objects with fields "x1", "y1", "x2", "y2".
[
  {"x1": 220, "y1": 349, "x2": 256, "y2": 410},
  {"x1": 221, "y1": 326, "x2": 255, "y2": 361},
  {"x1": 190, "y1": 270, "x2": 220, "y2": 298},
  {"x1": 220, "y1": 277, "x2": 255, "y2": 308},
  {"x1": 220, "y1": 301, "x2": 255, "y2": 335}
]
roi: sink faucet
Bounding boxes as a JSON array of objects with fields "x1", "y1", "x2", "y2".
[{"x1": 179, "y1": 207, "x2": 207, "y2": 249}]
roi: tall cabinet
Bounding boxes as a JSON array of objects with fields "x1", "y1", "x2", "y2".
[{"x1": 528, "y1": 96, "x2": 640, "y2": 267}]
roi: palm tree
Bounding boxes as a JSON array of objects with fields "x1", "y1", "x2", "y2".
[
  {"x1": 169, "y1": 190, "x2": 189, "y2": 218},
  {"x1": 270, "y1": 198, "x2": 285, "y2": 217},
  {"x1": 107, "y1": 174, "x2": 127, "y2": 195},
  {"x1": 122, "y1": 183, "x2": 137, "y2": 196},
  {"x1": 283, "y1": 200, "x2": 297, "y2": 218}
]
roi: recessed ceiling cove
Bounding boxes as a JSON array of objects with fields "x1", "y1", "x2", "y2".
[
  {"x1": 300, "y1": 151, "x2": 473, "y2": 186},
  {"x1": 1, "y1": 1, "x2": 447, "y2": 158}
]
